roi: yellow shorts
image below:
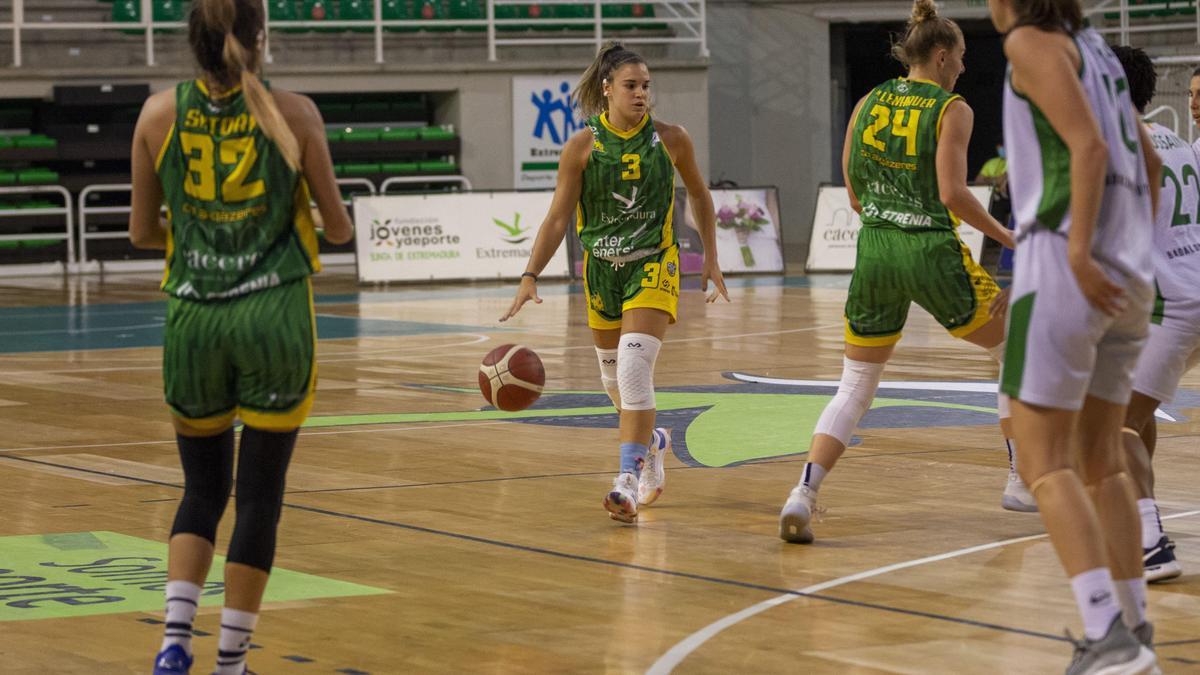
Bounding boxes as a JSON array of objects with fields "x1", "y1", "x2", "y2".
[{"x1": 583, "y1": 245, "x2": 680, "y2": 330}]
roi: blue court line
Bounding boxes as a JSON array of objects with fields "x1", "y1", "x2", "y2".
[{"x1": 2, "y1": 451, "x2": 1066, "y2": 645}]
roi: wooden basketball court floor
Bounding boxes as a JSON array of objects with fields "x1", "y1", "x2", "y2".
[{"x1": 0, "y1": 268, "x2": 1197, "y2": 674}]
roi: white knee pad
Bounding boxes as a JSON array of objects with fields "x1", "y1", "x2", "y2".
[
  {"x1": 617, "y1": 333, "x2": 661, "y2": 411},
  {"x1": 813, "y1": 357, "x2": 884, "y2": 445},
  {"x1": 595, "y1": 347, "x2": 621, "y2": 408}
]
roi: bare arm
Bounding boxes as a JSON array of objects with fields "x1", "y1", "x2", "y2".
[
  {"x1": 843, "y1": 96, "x2": 868, "y2": 213},
  {"x1": 129, "y1": 91, "x2": 172, "y2": 250},
  {"x1": 283, "y1": 92, "x2": 353, "y2": 245},
  {"x1": 937, "y1": 101, "x2": 1015, "y2": 249},
  {"x1": 662, "y1": 123, "x2": 728, "y2": 302},
  {"x1": 499, "y1": 129, "x2": 590, "y2": 321},
  {"x1": 1009, "y1": 27, "x2": 1120, "y2": 314},
  {"x1": 1137, "y1": 122, "x2": 1162, "y2": 219}
]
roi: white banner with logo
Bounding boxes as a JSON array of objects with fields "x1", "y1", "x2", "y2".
[
  {"x1": 512, "y1": 76, "x2": 586, "y2": 189},
  {"x1": 805, "y1": 185, "x2": 995, "y2": 272},
  {"x1": 353, "y1": 192, "x2": 569, "y2": 283}
]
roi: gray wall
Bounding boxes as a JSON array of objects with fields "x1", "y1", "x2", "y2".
[{"x1": 707, "y1": 1, "x2": 832, "y2": 269}]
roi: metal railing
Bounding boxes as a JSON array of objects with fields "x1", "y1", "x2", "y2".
[
  {"x1": 1, "y1": 0, "x2": 707, "y2": 68},
  {"x1": 380, "y1": 175, "x2": 474, "y2": 193},
  {"x1": 0, "y1": 185, "x2": 74, "y2": 274},
  {"x1": 1089, "y1": 0, "x2": 1200, "y2": 45}
]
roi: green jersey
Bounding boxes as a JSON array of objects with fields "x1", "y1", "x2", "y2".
[
  {"x1": 156, "y1": 79, "x2": 321, "y2": 301},
  {"x1": 849, "y1": 78, "x2": 963, "y2": 232},
  {"x1": 577, "y1": 113, "x2": 677, "y2": 261}
]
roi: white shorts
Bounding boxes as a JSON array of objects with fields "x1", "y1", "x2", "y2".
[
  {"x1": 1131, "y1": 322, "x2": 1200, "y2": 403},
  {"x1": 1001, "y1": 229, "x2": 1151, "y2": 411}
]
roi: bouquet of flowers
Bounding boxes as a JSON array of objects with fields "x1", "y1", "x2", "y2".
[{"x1": 715, "y1": 195, "x2": 770, "y2": 267}]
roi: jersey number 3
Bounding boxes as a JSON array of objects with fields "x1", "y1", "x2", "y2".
[
  {"x1": 181, "y1": 132, "x2": 267, "y2": 202},
  {"x1": 621, "y1": 153, "x2": 641, "y2": 181},
  {"x1": 862, "y1": 104, "x2": 921, "y2": 157}
]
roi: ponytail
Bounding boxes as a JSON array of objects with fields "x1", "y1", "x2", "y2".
[
  {"x1": 573, "y1": 42, "x2": 646, "y2": 119},
  {"x1": 891, "y1": 0, "x2": 963, "y2": 68},
  {"x1": 189, "y1": 0, "x2": 301, "y2": 171}
]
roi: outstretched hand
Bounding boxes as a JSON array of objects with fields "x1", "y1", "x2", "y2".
[
  {"x1": 499, "y1": 277, "x2": 541, "y2": 322},
  {"x1": 702, "y1": 260, "x2": 730, "y2": 303}
]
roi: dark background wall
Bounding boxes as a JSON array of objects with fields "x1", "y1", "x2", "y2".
[{"x1": 830, "y1": 19, "x2": 1007, "y2": 183}]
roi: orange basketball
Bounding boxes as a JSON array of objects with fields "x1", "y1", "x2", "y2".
[{"x1": 478, "y1": 344, "x2": 545, "y2": 412}]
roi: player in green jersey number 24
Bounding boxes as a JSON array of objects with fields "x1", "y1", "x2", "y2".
[
  {"x1": 501, "y1": 43, "x2": 729, "y2": 524},
  {"x1": 129, "y1": 0, "x2": 352, "y2": 673}
]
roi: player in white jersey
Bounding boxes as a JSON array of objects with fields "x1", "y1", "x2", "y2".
[
  {"x1": 1113, "y1": 46, "x2": 1193, "y2": 583},
  {"x1": 989, "y1": 0, "x2": 1162, "y2": 673}
]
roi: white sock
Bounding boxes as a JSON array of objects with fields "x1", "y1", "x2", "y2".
[
  {"x1": 1138, "y1": 498, "x2": 1163, "y2": 549},
  {"x1": 1114, "y1": 577, "x2": 1148, "y2": 628},
  {"x1": 160, "y1": 580, "x2": 201, "y2": 654},
  {"x1": 215, "y1": 607, "x2": 258, "y2": 674},
  {"x1": 1070, "y1": 568, "x2": 1122, "y2": 641},
  {"x1": 801, "y1": 462, "x2": 827, "y2": 492}
]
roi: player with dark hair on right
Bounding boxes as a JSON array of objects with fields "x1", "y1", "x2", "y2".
[
  {"x1": 1112, "y1": 44, "x2": 1196, "y2": 585},
  {"x1": 1190, "y1": 65, "x2": 1200, "y2": 155}
]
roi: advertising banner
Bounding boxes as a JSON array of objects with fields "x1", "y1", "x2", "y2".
[
  {"x1": 512, "y1": 76, "x2": 586, "y2": 189},
  {"x1": 568, "y1": 186, "x2": 784, "y2": 277},
  {"x1": 353, "y1": 192, "x2": 569, "y2": 283},
  {"x1": 805, "y1": 185, "x2": 995, "y2": 272}
]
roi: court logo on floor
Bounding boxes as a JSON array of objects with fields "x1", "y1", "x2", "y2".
[{"x1": 0, "y1": 531, "x2": 388, "y2": 621}]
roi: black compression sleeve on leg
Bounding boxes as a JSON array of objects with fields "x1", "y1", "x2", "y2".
[
  {"x1": 226, "y1": 426, "x2": 298, "y2": 572},
  {"x1": 171, "y1": 428, "x2": 236, "y2": 543}
]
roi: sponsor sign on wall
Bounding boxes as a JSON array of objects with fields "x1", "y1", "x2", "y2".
[
  {"x1": 512, "y1": 76, "x2": 586, "y2": 189},
  {"x1": 569, "y1": 186, "x2": 785, "y2": 277},
  {"x1": 353, "y1": 192, "x2": 570, "y2": 283},
  {"x1": 805, "y1": 185, "x2": 995, "y2": 272}
]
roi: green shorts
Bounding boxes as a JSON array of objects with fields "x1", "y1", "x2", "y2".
[
  {"x1": 583, "y1": 245, "x2": 680, "y2": 330},
  {"x1": 845, "y1": 226, "x2": 998, "y2": 346},
  {"x1": 163, "y1": 277, "x2": 317, "y2": 431}
]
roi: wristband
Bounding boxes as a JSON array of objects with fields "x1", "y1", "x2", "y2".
[{"x1": 521, "y1": 272, "x2": 538, "y2": 282}]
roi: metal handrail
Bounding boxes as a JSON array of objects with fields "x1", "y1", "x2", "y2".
[
  {"x1": 1146, "y1": 105, "x2": 1181, "y2": 136},
  {"x1": 380, "y1": 175, "x2": 474, "y2": 193},
  {"x1": 0, "y1": 185, "x2": 75, "y2": 270},
  {"x1": 6, "y1": 0, "x2": 707, "y2": 67}
]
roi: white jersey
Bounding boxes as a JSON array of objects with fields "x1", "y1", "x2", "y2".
[
  {"x1": 1192, "y1": 137, "x2": 1200, "y2": 158},
  {"x1": 1147, "y1": 122, "x2": 1200, "y2": 329},
  {"x1": 1002, "y1": 27, "x2": 1153, "y2": 292}
]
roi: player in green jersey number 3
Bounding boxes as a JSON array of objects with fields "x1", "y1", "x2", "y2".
[
  {"x1": 501, "y1": 43, "x2": 730, "y2": 524},
  {"x1": 129, "y1": 0, "x2": 352, "y2": 672}
]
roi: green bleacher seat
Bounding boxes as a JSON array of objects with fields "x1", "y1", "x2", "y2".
[
  {"x1": 447, "y1": 0, "x2": 483, "y2": 30},
  {"x1": 326, "y1": 129, "x2": 344, "y2": 143},
  {"x1": 418, "y1": 126, "x2": 456, "y2": 141},
  {"x1": 17, "y1": 169, "x2": 59, "y2": 185},
  {"x1": 343, "y1": 128, "x2": 381, "y2": 142},
  {"x1": 14, "y1": 135, "x2": 56, "y2": 149},
  {"x1": 419, "y1": 0, "x2": 451, "y2": 30},
  {"x1": 153, "y1": 0, "x2": 186, "y2": 23},
  {"x1": 559, "y1": 3, "x2": 594, "y2": 31},
  {"x1": 418, "y1": 160, "x2": 456, "y2": 172},
  {"x1": 0, "y1": 171, "x2": 16, "y2": 185},
  {"x1": 112, "y1": 0, "x2": 142, "y2": 34},
  {"x1": 381, "y1": 128, "x2": 420, "y2": 141},
  {"x1": 333, "y1": 164, "x2": 347, "y2": 176},
  {"x1": 381, "y1": 161, "x2": 420, "y2": 173},
  {"x1": 268, "y1": 0, "x2": 306, "y2": 32},
  {"x1": 354, "y1": 102, "x2": 391, "y2": 114},
  {"x1": 381, "y1": 0, "x2": 414, "y2": 32},
  {"x1": 340, "y1": 0, "x2": 374, "y2": 31},
  {"x1": 0, "y1": 137, "x2": 13, "y2": 149},
  {"x1": 495, "y1": 4, "x2": 525, "y2": 31},
  {"x1": 343, "y1": 163, "x2": 381, "y2": 175}
]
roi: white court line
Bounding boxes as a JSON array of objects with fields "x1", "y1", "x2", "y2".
[
  {"x1": 0, "y1": 421, "x2": 511, "y2": 455},
  {"x1": 647, "y1": 509, "x2": 1200, "y2": 675}
]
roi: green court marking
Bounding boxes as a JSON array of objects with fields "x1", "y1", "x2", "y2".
[
  {"x1": 0, "y1": 531, "x2": 389, "y2": 621},
  {"x1": 303, "y1": 391, "x2": 994, "y2": 468}
]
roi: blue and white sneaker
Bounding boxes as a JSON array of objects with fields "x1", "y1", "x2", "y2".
[
  {"x1": 604, "y1": 472, "x2": 639, "y2": 523},
  {"x1": 1144, "y1": 535, "x2": 1182, "y2": 583},
  {"x1": 638, "y1": 428, "x2": 671, "y2": 506},
  {"x1": 153, "y1": 644, "x2": 193, "y2": 674}
]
